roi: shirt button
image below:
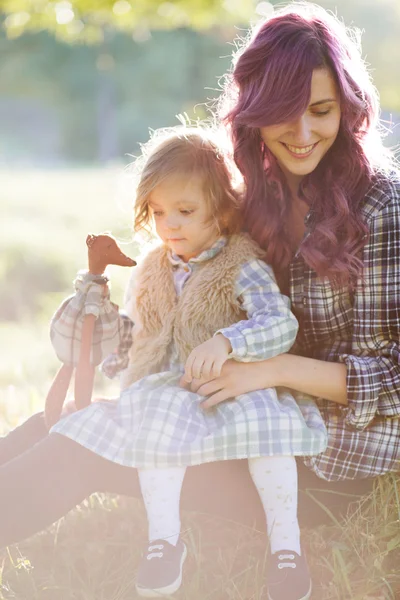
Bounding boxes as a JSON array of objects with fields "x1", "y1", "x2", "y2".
[
  {"x1": 183, "y1": 266, "x2": 190, "y2": 272},
  {"x1": 302, "y1": 297, "x2": 307, "y2": 306}
]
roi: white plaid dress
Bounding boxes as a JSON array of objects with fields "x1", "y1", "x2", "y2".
[{"x1": 50, "y1": 238, "x2": 328, "y2": 468}]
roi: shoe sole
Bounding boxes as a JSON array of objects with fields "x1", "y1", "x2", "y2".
[
  {"x1": 267, "y1": 580, "x2": 312, "y2": 600},
  {"x1": 135, "y1": 544, "x2": 188, "y2": 598}
]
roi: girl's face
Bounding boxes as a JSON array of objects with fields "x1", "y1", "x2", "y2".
[
  {"x1": 148, "y1": 175, "x2": 220, "y2": 261},
  {"x1": 260, "y1": 68, "x2": 341, "y2": 191}
]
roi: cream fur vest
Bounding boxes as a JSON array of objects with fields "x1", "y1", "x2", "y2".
[{"x1": 120, "y1": 234, "x2": 264, "y2": 390}]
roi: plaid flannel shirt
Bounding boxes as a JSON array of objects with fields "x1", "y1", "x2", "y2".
[{"x1": 293, "y1": 174, "x2": 400, "y2": 480}]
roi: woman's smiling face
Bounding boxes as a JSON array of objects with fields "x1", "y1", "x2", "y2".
[{"x1": 260, "y1": 68, "x2": 341, "y2": 188}]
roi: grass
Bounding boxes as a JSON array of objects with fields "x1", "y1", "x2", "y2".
[
  {"x1": 0, "y1": 483, "x2": 399, "y2": 599},
  {"x1": 0, "y1": 168, "x2": 399, "y2": 599}
]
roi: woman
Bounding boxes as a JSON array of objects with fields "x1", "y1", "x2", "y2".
[
  {"x1": 0, "y1": 2, "x2": 398, "y2": 598},
  {"x1": 194, "y1": 2, "x2": 400, "y2": 485}
]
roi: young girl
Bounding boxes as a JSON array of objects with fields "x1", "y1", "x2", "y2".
[{"x1": 49, "y1": 127, "x2": 327, "y2": 600}]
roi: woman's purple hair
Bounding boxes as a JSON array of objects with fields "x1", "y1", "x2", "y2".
[{"x1": 221, "y1": 2, "x2": 393, "y2": 285}]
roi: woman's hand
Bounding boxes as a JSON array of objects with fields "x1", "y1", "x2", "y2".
[{"x1": 180, "y1": 357, "x2": 281, "y2": 409}]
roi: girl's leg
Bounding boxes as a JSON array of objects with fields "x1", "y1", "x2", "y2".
[
  {"x1": 0, "y1": 432, "x2": 141, "y2": 549},
  {"x1": 138, "y1": 468, "x2": 186, "y2": 546},
  {"x1": 0, "y1": 412, "x2": 48, "y2": 466},
  {"x1": 248, "y1": 456, "x2": 300, "y2": 554},
  {"x1": 249, "y1": 456, "x2": 312, "y2": 600},
  {"x1": 136, "y1": 468, "x2": 187, "y2": 597}
]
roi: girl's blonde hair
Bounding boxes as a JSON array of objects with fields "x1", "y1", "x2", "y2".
[{"x1": 133, "y1": 127, "x2": 242, "y2": 236}]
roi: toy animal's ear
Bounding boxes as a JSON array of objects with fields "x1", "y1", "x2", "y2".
[{"x1": 86, "y1": 233, "x2": 97, "y2": 248}]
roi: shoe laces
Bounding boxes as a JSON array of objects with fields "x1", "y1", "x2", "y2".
[
  {"x1": 277, "y1": 553, "x2": 297, "y2": 569},
  {"x1": 146, "y1": 543, "x2": 164, "y2": 560}
]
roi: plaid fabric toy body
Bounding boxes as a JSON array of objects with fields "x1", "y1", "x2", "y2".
[{"x1": 50, "y1": 238, "x2": 328, "y2": 468}]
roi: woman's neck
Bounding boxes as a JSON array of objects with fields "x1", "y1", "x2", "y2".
[
  {"x1": 286, "y1": 196, "x2": 310, "y2": 254},
  {"x1": 282, "y1": 169, "x2": 310, "y2": 235},
  {"x1": 280, "y1": 165, "x2": 303, "y2": 199}
]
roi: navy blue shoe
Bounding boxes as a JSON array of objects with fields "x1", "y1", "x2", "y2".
[
  {"x1": 266, "y1": 550, "x2": 312, "y2": 600},
  {"x1": 136, "y1": 538, "x2": 187, "y2": 597}
]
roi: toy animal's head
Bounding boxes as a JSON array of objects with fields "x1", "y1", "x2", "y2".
[{"x1": 86, "y1": 233, "x2": 136, "y2": 273}]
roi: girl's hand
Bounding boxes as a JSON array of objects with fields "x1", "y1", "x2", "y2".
[
  {"x1": 183, "y1": 334, "x2": 232, "y2": 383},
  {"x1": 180, "y1": 358, "x2": 281, "y2": 409}
]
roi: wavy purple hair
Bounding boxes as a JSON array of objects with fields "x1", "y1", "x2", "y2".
[{"x1": 221, "y1": 3, "x2": 392, "y2": 285}]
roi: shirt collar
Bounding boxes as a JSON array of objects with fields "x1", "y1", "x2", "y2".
[{"x1": 168, "y1": 237, "x2": 227, "y2": 268}]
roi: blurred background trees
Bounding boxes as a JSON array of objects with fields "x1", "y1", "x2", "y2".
[{"x1": 0, "y1": 0, "x2": 399, "y2": 165}]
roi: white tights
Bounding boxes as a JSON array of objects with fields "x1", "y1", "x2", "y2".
[{"x1": 138, "y1": 456, "x2": 300, "y2": 554}]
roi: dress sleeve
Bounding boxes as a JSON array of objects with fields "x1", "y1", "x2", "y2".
[
  {"x1": 338, "y1": 192, "x2": 400, "y2": 430},
  {"x1": 216, "y1": 258, "x2": 299, "y2": 361},
  {"x1": 50, "y1": 270, "x2": 132, "y2": 370}
]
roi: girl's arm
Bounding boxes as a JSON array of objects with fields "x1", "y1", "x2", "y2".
[
  {"x1": 216, "y1": 258, "x2": 299, "y2": 361},
  {"x1": 183, "y1": 258, "x2": 298, "y2": 383}
]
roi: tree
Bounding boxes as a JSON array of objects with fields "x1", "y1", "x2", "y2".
[{"x1": 1, "y1": 0, "x2": 256, "y2": 42}]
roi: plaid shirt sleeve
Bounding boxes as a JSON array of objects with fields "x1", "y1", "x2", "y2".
[
  {"x1": 216, "y1": 258, "x2": 299, "y2": 361},
  {"x1": 339, "y1": 186, "x2": 400, "y2": 430}
]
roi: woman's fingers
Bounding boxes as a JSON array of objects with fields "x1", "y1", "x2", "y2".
[
  {"x1": 179, "y1": 374, "x2": 210, "y2": 392},
  {"x1": 179, "y1": 374, "x2": 230, "y2": 407},
  {"x1": 196, "y1": 377, "x2": 225, "y2": 396},
  {"x1": 201, "y1": 389, "x2": 232, "y2": 409}
]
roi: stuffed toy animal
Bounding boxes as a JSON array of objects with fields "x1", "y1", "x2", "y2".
[{"x1": 44, "y1": 234, "x2": 136, "y2": 429}]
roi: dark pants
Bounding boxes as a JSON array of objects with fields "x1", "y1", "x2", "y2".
[{"x1": 0, "y1": 412, "x2": 374, "y2": 549}]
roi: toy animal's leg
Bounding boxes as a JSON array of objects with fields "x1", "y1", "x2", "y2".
[
  {"x1": 0, "y1": 412, "x2": 48, "y2": 466},
  {"x1": 44, "y1": 364, "x2": 74, "y2": 429},
  {"x1": 74, "y1": 313, "x2": 96, "y2": 410}
]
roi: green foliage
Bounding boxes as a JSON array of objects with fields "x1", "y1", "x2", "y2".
[
  {"x1": 312, "y1": 0, "x2": 400, "y2": 113},
  {"x1": 1, "y1": 1, "x2": 399, "y2": 167},
  {"x1": 0, "y1": 28, "x2": 233, "y2": 163},
  {"x1": 0, "y1": 245, "x2": 68, "y2": 320},
  {"x1": 1, "y1": 0, "x2": 255, "y2": 42}
]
